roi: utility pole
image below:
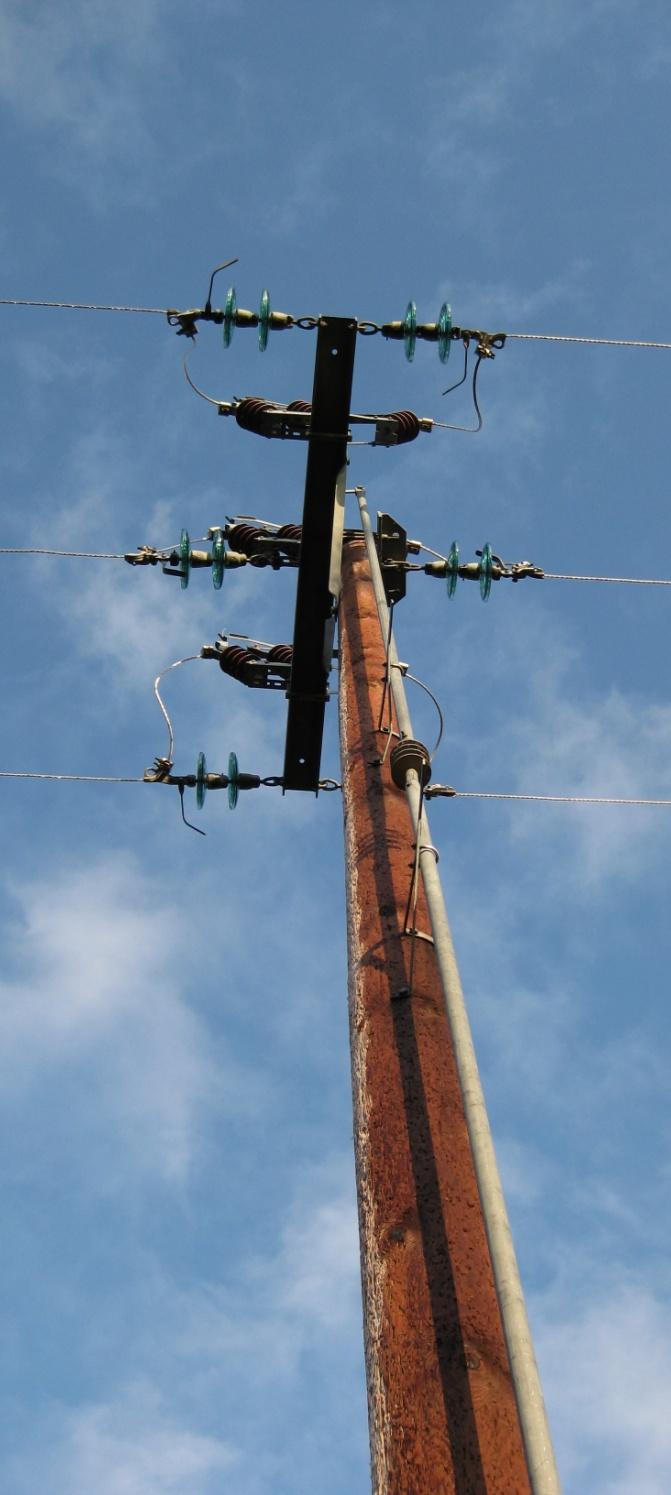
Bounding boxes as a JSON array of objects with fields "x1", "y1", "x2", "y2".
[
  {"x1": 148, "y1": 282, "x2": 560, "y2": 1492},
  {"x1": 338, "y1": 492, "x2": 560, "y2": 1494}
]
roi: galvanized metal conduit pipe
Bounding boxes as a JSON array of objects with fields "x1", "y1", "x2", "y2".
[{"x1": 355, "y1": 486, "x2": 561, "y2": 1495}]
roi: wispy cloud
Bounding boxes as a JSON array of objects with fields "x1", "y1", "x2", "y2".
[
  {"x1": 0, "y1": 854, "x2": 252, "y2": 1184},
  {"x1": 0, "y1": 0, "x2": 162, "y2": 148},
  {"x1": 537, "y1": 1281, "x2": 671, "y2": 1494},
  {"x1": 2, "y1": 1156, "x2": 365, "y2": 1493},
  {"x1": 6, "y1": 1379, "x2": 238, "y2": 1495},
  {"x1": 423, "y1": 0, "x2": 665, "y2": 199},
  {"x1": 0, "y1": 0, "x2": 242, "y2": 206}
]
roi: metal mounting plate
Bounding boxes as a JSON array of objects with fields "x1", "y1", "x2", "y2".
[{"x1": 282, "y1": 316, "x2": 357, "y2": 791}]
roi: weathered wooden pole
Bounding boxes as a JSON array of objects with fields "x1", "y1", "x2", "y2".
[{"x1": 338, "y1": 534, "x2": 536, "y2": 1495}]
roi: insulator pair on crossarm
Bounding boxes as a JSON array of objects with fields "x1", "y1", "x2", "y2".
[
  {"x1": 421, "y1": 543, "x2": 544, "y2": 600},
  {"x1": 124, "y1": 520, "x2": 303, "y2": 589},
  {"x1": 167, "y1": 267, "x2": 504, "y2": 369},
  {"x1": 124, "y1": 528, "x2": 237, "y2": 590},
  {"x1": 143, "y1": 749, "x2": 339, "y2": 834}
]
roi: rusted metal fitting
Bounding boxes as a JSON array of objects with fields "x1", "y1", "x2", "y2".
[
  {"x1": 124, "y1": 545, "x2": 160, "y2": 566},
  {"x1": 390, "y1": 738, "x2": 432, "y2": 790}
]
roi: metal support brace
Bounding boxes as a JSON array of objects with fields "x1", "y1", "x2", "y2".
[{"x1": 282, "y1": 316, "x2": 357, "y2": 791}]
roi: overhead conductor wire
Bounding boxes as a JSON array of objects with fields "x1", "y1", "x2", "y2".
[
  {"x1": 505, "y1": 331, "x2": 671, "y2": 349},
  {"x1": 356, "y1": 486, "x2": 561, "y2": 1495},
  {"x1": 0, "y1": 298, "x2": 167, "y2": 314},
  {"x1": 3, "y1": 293, "x2": 671, "y2": 349},
  {"x1": 0, "y1": 547, "x2": 127, "y2": 558},
  {"x1": 427, "y1": 788, "x2": 671, "y2": 807},
  {"x1": 544, "y1": 570, "x2": 671, "y2": 586},
  {"x1": 0, "y1": 771, "x2": 143, "y2": 782}
]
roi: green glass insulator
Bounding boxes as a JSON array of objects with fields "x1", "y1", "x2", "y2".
[
  {"x1": 179, "y1": 528, "x2": 191, "y2": 590},
  {"x1": 446, "y1": 541, "x2": 459, "y2": 600},
  {"x1": 196, "y1": 751, "x2": 207, "y2": 809},
  {"x1": 403, "y1": 300, "x2": 417, "y2": 362},
  {"x1": 438, "y1": 302, "x2": 452, "y2": 364},
  {"x1": 211, "y1": 530, "x2": 225, "y2": 591},
  {"x1": 223, "y1": 286, "x2": 237, "y2": 349},
  {"x1": 258, "y1": 289, "x2": 271, "y2": 352},
  {"x1": 479, "y1": 542, "x2": 493, "y2": 602},
  {"x1": 227, "y1": 750, "x2": 239, "y2": 811}
]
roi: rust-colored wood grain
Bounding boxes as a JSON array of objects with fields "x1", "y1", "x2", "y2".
[{"x1": 339, "y1": 540, "x2": 531, "y2": 1495}]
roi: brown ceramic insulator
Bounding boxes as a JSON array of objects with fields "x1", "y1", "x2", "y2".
[
  {"x1": 266, "y1": 644, "x2": 293, "y2": 665},
  {"x1": 234, "y1": 396, "x2": 274, "y2": 433},
  {"x1": 388, "y1": 409, "x2": 421, "y2": 444},
  {"x1": 275, "y1": 523, "x2": 302, "y2": 544},
  {"x1": 226, "y1": 522, "x2": 263, "y2": 555},
  {"x1": 217, "y1": 645, "x2": 252, "y2": 682}
]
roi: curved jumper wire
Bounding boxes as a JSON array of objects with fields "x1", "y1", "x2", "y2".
[
  {"x1": 183, "y1": 359, "x2": 225, "y2": 408},
  {"x1": 399, "y1": 668, "x2": 445, "y2": 760},
  {"x1": 441, "y1": 341, "x2": 469, "y2": 398},
  {"x1": 438, "y1": 352, "x2": 484, "y2": 433},
  {"x1": 153, "y1": 655, "x2": 202, "y2": 766}
]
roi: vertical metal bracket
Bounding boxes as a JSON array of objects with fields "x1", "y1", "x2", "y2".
[
  {"x1": 282, "y1": 316, "x2": 357, "y2": 791},
  {"x1": 376, "y1": 512, "x2": 408, "y2": 605}
]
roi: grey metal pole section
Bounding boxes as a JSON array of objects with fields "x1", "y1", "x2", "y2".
[{"x1": 355, "y1": 486, "x2": 561, "y2": 1495}]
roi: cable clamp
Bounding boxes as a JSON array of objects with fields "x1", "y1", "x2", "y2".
[
  {"x1": 125, "y1": 545, "x2": 161, "y2": 567},
  {"x1": 475, "y1": 330, "x2": 506, "y2": 358},
  {"x1": 509, "y1": 560, "x2": 544, "y2": 581},
  {"x1": 425, "y1": 783, "x2": 457, "y2": 799},
  {"x1": 144, "y1": 756, "x2": 173, "y2": 782}
]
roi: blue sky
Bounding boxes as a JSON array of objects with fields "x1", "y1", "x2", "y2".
[{"x1": 1, "y1": 2, "x2": 671, "y2": 1491}]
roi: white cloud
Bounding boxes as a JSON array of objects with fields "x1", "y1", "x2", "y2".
[
  {"x1": 445, "y1": 260, "x2": 592, "y2": 332},
  {"x1": 2, "y1": 1159, "x2": 365, "y2": 1492},
  {"x1": 439, "y1": 598, "x2": 671, "y2": 891},
  {"x1": 0, "y1": 0, "x2": 161, "y2": 149},
  {"x1": 173, "y1": 1156, "x2": 360, "y2": 1373},
  {"x1": 7, "y1": 1380, "x2": 237, "y2": 1495},
  {"x1": 537, "y1": 1282, "x2": 671, "y2": 1494},
  {"x1": 423, "y1": 0, "x2": 660, "y2": 200},
  {"x1": 0, "y1": 854, "x2": 241, "y2": 1183},
  {"x1": 0, "y1": 0, "x2": 246, "y2": 206},
  {"x1": 270, "y1": 1157, "x2": 360, "y2": 1333}
]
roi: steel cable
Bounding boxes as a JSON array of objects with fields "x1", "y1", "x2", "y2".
[
  {"x1": 0, "y1": 298, "x2": 166, "y2": 314},
  {"x1": 0, "y1": 771, "x2": 144, "y2": 782},
  {"x1": 544, "y1": 571, "x2": 671, "y2": 586},
  {"x1": 506, "y1": 331, "x2": 671, "y2": 349},
  {"x1": 0, "y1": 547, "x2": 127, "y2": 559},
  {"x1": 428, "y1": 788, "x2": 671, "y2": 806}
]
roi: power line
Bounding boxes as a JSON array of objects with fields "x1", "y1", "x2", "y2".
[
  {"x1": 0, "y1": 298, "x2": 166, "y2": 314},
  {"x1": 4, "y1": 545, "x2": 671, "y2": 592},
  {"x1": 0, "y1": 771, "x2": 144, "y2": 782},
  {"x1": 427, "y1": 786, "x2": 671, "y2": 807},
  {"x1": 3, "y1": 295, "x2": 671, "y2": 351},
  {"x1": 544, "y1": 571, "x2": 671, "y2": 586},
  {"x1": 0, "y1": 547, "x2": 126, "y2": 559},
  {"x1": 3, "y1": 772, "x2": 669, "y2": 808},
  {"x1": 506, "y1": 331, "x2": 671, "y2": 350}
]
